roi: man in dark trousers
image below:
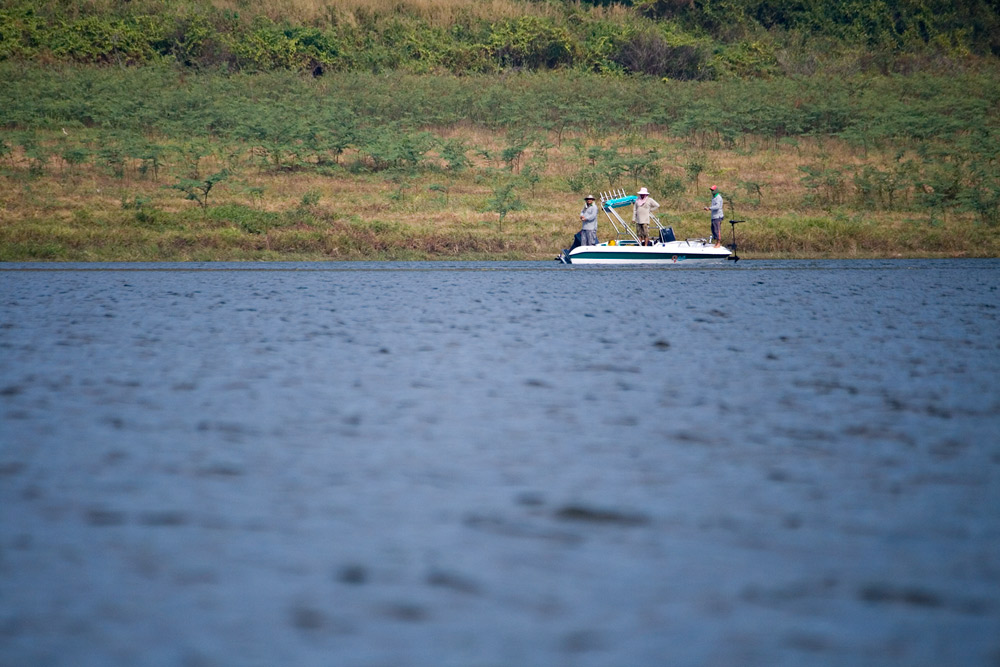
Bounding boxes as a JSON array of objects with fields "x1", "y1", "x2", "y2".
[{"x1": 704, "y1": 185, "x2": 723, "y2": 247}]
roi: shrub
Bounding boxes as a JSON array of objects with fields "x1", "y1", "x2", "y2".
[
  {"x1": 440, "y1": 138, "x2": 471, "y2": 172},
  {"x1": 488, "y1": 17, "x2": 575, "y2": 70},
  {"x1": 0, "y1": 7, "x2": 46, "y2": 60},
  {"x1": 613, "y1": 28, "x2": 709, "y2": 80},
  {"x1": 154, "y1": 12, "x2": 220, "y2": 68},
  {"x1": 354, "y1": 124, "x2": 436, "y2": 172},
  {"x1": 714, "y1": 40, "x2": 778, "y2": 79},
  {"x1": 852, "y1": 159, "x2": 915, "y2": 211},
  {"x1": 207, "y1": 203, "x2": 284, "y2": 234},
  {"x1": 225, "y1": 17, "x2": 309, "y2": 71},
  {"x1": 47, "y1": 15, "x2": 162, "y2": 65},
  {"x1": 799, "y1": 164, "x2": 847, "y2": 209}
]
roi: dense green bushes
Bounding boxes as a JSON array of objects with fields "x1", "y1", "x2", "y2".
[
  {"x1": 635, "y1": 0, "x2": 1000, "y2": 56},
  {"x1": 2, "y1": 0, "x2": 997, "y2": 78},
  {"x1": 0, "y1": 2, "x2": 701, "y2": 76}
]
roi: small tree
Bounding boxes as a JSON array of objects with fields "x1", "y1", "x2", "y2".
[
  {"x1": 170, "y1": 170, "x2": 229, "y2": 209},
  {"x1": 18, "y1": 134, "x2": 50, "y2": 178},
  {"x1": 60, "y1": 144, "x2": 90, "y2": 179},
  {"x1": 620, "y1": 149, "x2": 661, "y2": 189},
  {"x1": 595, "y1": 147, "x2": 625, "y2": 188},
  {"x1": 960, "y1": 164, "x2": 1000, "y2": 227},
  {"x1": 97, "y1": 144, "x2": 126, "y2": 180},
  {"x1": 174, "y1": 140, "x2": 214, "y2": 179},
  {"x1": 799, "y1": 164, "x2": 846, "y2": 209},
  {"x1": 739, "y1": 179, "x2": 764, "y2": 206},
  {"x1": 683, "y1": 153, "x2": 707, "y2": 191},
  {"x1": 429, "y1": 183, "x2": 450, "y2": 204},
  {"x1": 500, "y1": 131, "x2": 536, "y2": 173},
  {"x1": 0, "y1": 139, "x2": 10, "y2": 168},
  {"x1": 440, "y1": 138, "x2": 470, "y2": 172},
  {"x1": 135, "y1": 142, "x2": 165, "y2": 182},
  {"x1": 485, "y1": 172, "x2": 524, "y2": 232},
  {"x1": 520, "y1": 150, "x2": 549, "y2": 196}
]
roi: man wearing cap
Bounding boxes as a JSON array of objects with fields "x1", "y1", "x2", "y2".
[
  {"x1": 632, "y1": 187, "x2": 659, "y2": 246},
  {"x1": 580, "y1": 195, "x2": 598, "y2": 246},
  {"x1": 704, "y1": 185, "x2": 723, "y2": 248}
]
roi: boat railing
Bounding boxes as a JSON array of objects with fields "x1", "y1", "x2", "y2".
[{"x1": 599, "y1": 188, "x2": 666, "y2": 245}]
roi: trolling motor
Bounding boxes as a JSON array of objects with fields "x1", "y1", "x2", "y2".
[{"x1": 727, "y1": 220, "x2": 745, "y2": 262}]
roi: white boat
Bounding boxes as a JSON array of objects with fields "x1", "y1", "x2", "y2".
[
  {"x1": 558, "y1": 190, "x2": 738, "y2": 264},
  {"x1": 561, "y1": 236, "x2": 732, "y2": 264}
]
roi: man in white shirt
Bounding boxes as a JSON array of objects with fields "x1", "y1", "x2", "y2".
[{"x1": 632, "y1": 187, "x2": 659, "y2": 247}]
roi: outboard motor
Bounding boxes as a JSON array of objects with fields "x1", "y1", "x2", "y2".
[{"x1": 727, "y1": 220, "x2": 745, "y2": 262}]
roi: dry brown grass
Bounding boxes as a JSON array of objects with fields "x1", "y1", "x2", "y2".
[{"x1": 2, "y1": 127, "x2": 996, "y2": 261}]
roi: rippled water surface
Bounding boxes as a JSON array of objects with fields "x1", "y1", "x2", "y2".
[{"x1": 2, "y1": 260, "x2": 999, "y2": 666}]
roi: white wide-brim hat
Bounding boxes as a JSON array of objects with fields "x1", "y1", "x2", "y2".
[{"x1": 637, "y1": 187, "x2": 649, "y2": 195}]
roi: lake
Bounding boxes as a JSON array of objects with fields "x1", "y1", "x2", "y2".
[{"x1": 2, "y1": 259, "x2": 999, "y2": 666}]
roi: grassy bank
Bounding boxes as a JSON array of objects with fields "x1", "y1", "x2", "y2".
[
  {"x1": 1, "y1": 67, "x2": 998, "y2": 261},
  {"x1": 3, "y1": 133, "x2": 996, "y2": 262}
]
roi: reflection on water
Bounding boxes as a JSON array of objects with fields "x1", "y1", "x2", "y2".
[{"x1": 2, "y1": 260, "x2": 999, "y2": 666}]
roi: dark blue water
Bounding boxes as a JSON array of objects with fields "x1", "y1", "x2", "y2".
[{"x1": 2, "y1": 260, "x2": 999, "y2": 666}]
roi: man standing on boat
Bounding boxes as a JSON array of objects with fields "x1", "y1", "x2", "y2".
[
  {"x1": 704, "y1": 185, "x2": 723, "y2": 248},
  {"x1": 580, "y1": 195, "x2": 598, "y2": 246},
  {"x1": 632, "y1": 187, "x2": 659, "y2": 246}
]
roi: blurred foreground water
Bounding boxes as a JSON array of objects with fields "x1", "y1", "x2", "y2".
[{"x1": 1, "y1": 260, "x2": 999, "y2": 666}]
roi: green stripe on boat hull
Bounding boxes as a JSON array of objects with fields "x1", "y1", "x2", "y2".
[{"x1": 568, "y1": 251, "x2": 730, "y2": 263}]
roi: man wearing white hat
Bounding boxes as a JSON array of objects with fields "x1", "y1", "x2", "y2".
[
  {"x1": 632, "y1": 187, "x2": 659, "y2": 247},
  {"x1": 580, "y1": 195, "x2": 598, "y2": 246}
]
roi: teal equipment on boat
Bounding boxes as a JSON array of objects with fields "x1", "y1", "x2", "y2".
[
  {"x1": 599, "y1": 189, "x2": 664, "y2": 245},
  {"x1": 602, "y1": 195, "x2": 636, "y2": 211}
]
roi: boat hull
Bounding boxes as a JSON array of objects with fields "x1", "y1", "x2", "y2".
[{"x1": 564, "y1": 241, "x2": 731, "y2": 264}]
